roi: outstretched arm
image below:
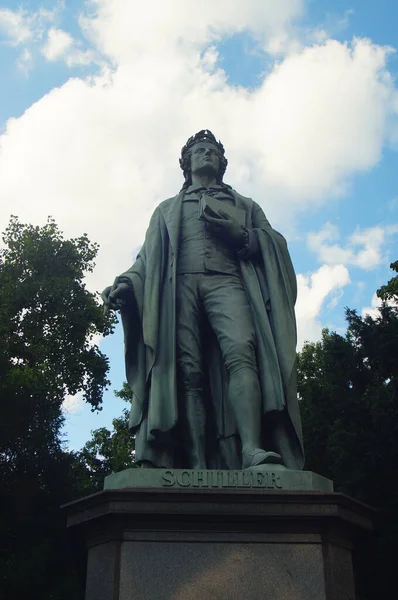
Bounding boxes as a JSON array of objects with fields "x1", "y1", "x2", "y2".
[{"x1": 101, "y1": 206, "x2": 161, "y2": 315}]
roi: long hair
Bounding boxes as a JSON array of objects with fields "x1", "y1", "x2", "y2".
[{"x1": 179, "y1": 129, "x2": 228, "y2": 189}]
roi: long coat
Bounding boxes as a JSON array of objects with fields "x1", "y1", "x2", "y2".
[{"x1": 119, "y1": 188, "x2": 304, "y2": 469}]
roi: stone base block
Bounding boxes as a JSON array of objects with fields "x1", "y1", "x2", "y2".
[
  {"x1": 64, "y1": 486, "x2": 373, "y2": 600},
  {"x1": 104, "y1": 467, "x2": 334, "y2": 492}
]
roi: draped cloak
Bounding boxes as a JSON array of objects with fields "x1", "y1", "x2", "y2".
[{"x1": 119, "y1": 189, "x2": 304, "y2": 470}]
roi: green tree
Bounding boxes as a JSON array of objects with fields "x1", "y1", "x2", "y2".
[
  {"x1": 298, "y1": 264, "x2": 398, "y2": 600},
  {"x1": 79, "y1": 383, "x2": 136, "y2": 490},
  {"x1": 377, "y1": 260, "x2": 398, "y2": 303},
  {"x1": 0, "y1": 216, "x2": 115, "y2": 599}
]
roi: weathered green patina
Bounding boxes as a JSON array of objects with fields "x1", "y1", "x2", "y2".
[{"x1": 102, "y1": 130, "x2": 304, "y2": 471}]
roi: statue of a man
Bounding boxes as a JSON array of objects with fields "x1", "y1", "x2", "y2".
[{"x1": 102, "y1": 130, "x2": 304, "y2": 471}]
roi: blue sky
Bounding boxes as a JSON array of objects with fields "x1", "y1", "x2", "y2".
[{"x1": 0, "y1": 0, "x2": 397, "y2": 450}]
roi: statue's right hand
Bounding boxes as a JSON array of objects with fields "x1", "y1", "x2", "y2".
[{"x1": 101, "y1": 279, "x2": 131, "y2": 312}]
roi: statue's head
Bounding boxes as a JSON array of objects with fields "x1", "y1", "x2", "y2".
[{"x1": 179, "y1": 129, "x2": 228, "y2": 188}]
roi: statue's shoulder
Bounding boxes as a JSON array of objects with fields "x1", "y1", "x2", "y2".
[
  {"x1": 230, "y1": 188, "x2": 254, "y2": 208},
  {"x1": 158, "y1": 193, "x2": 181, "y2": 212},
  {"x1": 159, "y1": 195, "x2": 177, "y2": 208}
]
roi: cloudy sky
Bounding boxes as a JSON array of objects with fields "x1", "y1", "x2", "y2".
[{"x1": 1, "y1": 0, "x2": 397, "y2": 450}]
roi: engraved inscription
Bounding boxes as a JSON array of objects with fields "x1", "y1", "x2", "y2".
[
  {"x1": 161, "y1": 470, "x2": 283, "y2": 489},
  {"x1": 161, "y1": 470, "x2": 174, "y2": 486}
]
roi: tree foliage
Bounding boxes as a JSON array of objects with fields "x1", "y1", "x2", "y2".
[
  {"x1": 298, "y1": 263, "x2": 398, "y2": 600},
  {"x1": 78, "y1": 383, "x2": 136, "y2": 490},
  {"x1": 377, "y1": 260, "x2": 398, "y2": 303},
  {"x1": 0, "y1": 216, "x2": 115, "y2": 599}
]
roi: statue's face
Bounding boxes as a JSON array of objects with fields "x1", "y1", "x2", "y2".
[{"x1": 190, "y1": 141, "x2": 220, "y2": 179}]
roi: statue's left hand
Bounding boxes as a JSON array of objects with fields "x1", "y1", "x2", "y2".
[
  {"x1": 204, "y1": 210, "x2": 245, "y2": 248},
  {"x1": 101, "y1": 280, "x2": 131, "y2": 312}
]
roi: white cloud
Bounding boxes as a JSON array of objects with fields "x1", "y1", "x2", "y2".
[
  {"x1": 0, "y1": 3, "x2": 67, "y2": 73},
  {"x1": 16, "y1": 48, "x2": 34, "y2": 75},
  {"x1": 41, "y1": 27, "x2": 96, "y2": 67},
  {"x1": 296, "y1": 265, "x2": 351, "y2": 348},
  {"x1": 79, "y1": 0, "x2": 305, "y2": 60},
  {"x1": 308, "y1": 223, "x2": 398, "y2": 270},
  {"x1": 0, "y1": 8, "x2": 36, "y2": 46},
  {"x1": 0, "y1": 1, "x2": 397, "y2": 304},
  {"x1": 42, "y1": 27, "x2": 73, "y2": 59},
  {"x1": 0, "y1": 3, "x2": 62, "y2": 46},
  {"x1": 89, "y1": 332, "x2": 104, "y2": 348},
  {"x1": 361, "y1": 292, "x2": 382, "y2": 319},
  {"x1": 255, "y1": 38, "x2": 396, "y2": 199},
  {"x1": 62, "y1": 392, "x2": 84, "y2": 415},
  {"x1": 362, "y1": 291, "x2": 397, "y2": 319}
]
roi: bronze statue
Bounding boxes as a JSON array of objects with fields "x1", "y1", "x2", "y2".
[{"x1": 102, "y1": 130, "x2": 304, "y2": 470}]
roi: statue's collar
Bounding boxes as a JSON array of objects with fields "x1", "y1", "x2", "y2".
[{"x1": 184, "y1": 183, "x2": 233, "y2": 195}]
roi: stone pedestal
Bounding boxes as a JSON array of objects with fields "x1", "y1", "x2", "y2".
[{"x1": 64, "y1": 472, "x2": 373, "y2": 600}]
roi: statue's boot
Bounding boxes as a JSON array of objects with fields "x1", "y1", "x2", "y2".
[
  {"x1": 184, "y1": 393, "x2": 206, "y2": 469},
  {"x1": 242, "y1": 448, "x2": 282, "y2": 469},
  {"x1": 228, "y1": 367, "x2": 283, "y2": 469}
]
